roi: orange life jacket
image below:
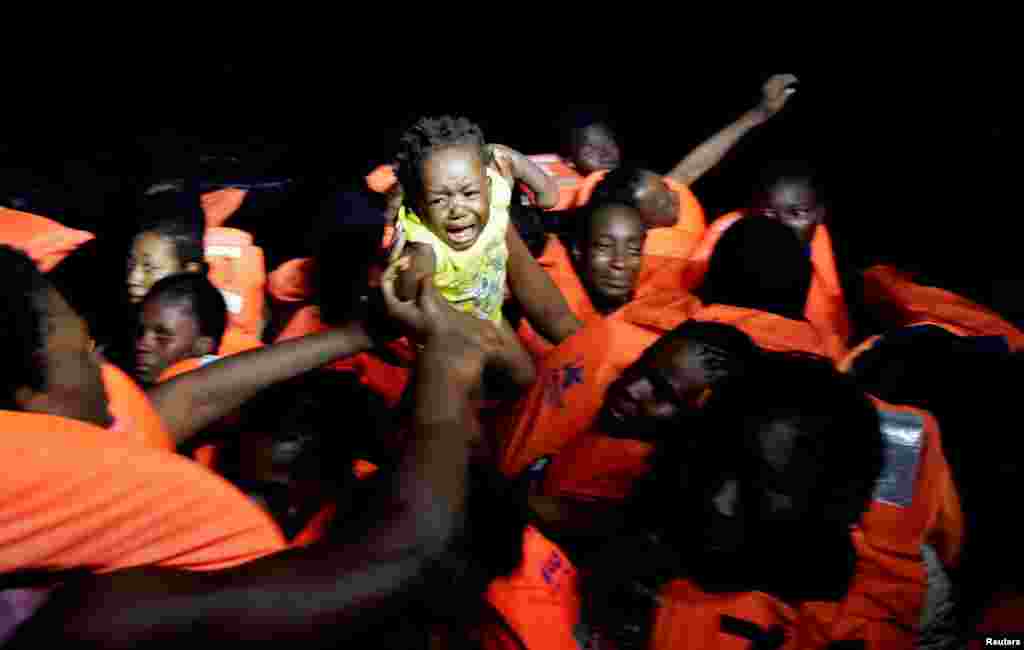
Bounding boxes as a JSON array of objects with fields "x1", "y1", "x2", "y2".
[
  {"x1": 200, "y1": 187, "x2": 248, "y2": 228},
  {"x1": 538, "y1": 300, "x2": 829, "y2": 503},
  {"x1": 517, "y1": 235, "x2": 691, "y2": 360},
  {"x1": 0, "y1": 207, "x2": 95, "y2": 273},
  {"x1": 101, "y1": 362, "x2": 174, "y2": 451},
  {"x1": 483, "y1": 525, "x2": 582, "y2": 650},
  {"x1": 268, "y1": 256, "x2": 316, "y2": 304},
  {"x1": 651, "y1": 573, "x2": 917, "y2": 650},
  {"x1": 204, "y1": 226, "x2": 267, "y2": 339},
  {"x1": 520, "y1": 154, "x2": 584, "y2": 211},
  {"x1": 679, "y1": 212, "x2": 851, "y2": 360},
  {"x1": 575, "y1": 172, "x2": 707, "y2": 261},
  {"x1": 0, "y1": 410, "x2": 285, "y2": 574},
  {"x1": 861, "y1": 264, "x2": 1024, "y2": 352},
  {"x1": 366, "y1": 164, "x2": 398, "y2": 194},
  {"x1": 497, "y1": 291, "x2": 703, "y2": 478}
]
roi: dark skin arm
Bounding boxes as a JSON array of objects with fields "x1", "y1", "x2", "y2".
[
  {"x1": 666, "y1": 74, "x2": 798, "y2": 187},
  {"x1": 489, "y1": 144, "x2": 559, "y2": 209},
  {"x1": 7, "y1": 276, "x2": 496, "y2": 646},
  {"x1": 506, "y1": 225, "x2": 582, "y2": 345},
  {"x1": 147, "y1": 321, "x2": 375, "y2": 445}
]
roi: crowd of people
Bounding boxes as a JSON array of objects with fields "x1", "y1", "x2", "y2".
[{"x1": 1, "y1": 74, "x2": 1021, "y2": 647}]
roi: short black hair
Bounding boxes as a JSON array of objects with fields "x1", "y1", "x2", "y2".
[
  {"x1": 0, "y1": 245, "x2": 49, "y2": 408},
  {"x1": 589, "y1": 166, "x2": 653, "y2": 208},
  {"x1": 700, "y1": 217, "x2": 812, "y2": 320},
  {"x1": 136, "y1": 184, "x2": 208, "y2": 270},
  {"x1": 650, "y1": 320, "x2": 760, "y2": 365},
  {"x1": 751, "y1": 159, "x2": 827, "y2": 207},
  {"x1": 311, "y1": 186, "x2": 388, "y2": 326},
  {"x1": 394, "y1": 116, "x2": 489, "y2": 204},
  {"x1": 143, "y1": 272, "x2": 228, "y2": 348}
]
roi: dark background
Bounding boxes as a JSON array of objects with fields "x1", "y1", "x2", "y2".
[{"x1": 2, "y1": 63, "x2": 1017, "y2": 339}]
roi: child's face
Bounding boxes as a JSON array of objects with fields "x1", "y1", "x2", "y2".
[
  {"x1": 417, "y1": 145, "x2": 491, "y2": 251},
  {"x1": 134, "y1": 298, "x2": 205, "y2": 385},
  {"x1": 127, "y1": 232, "x2": 185, "y2": 304}
]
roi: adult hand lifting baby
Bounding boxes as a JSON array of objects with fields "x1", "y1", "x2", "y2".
[{"x1": 380, "y1": 256, "x2": 502, "y2": 383}]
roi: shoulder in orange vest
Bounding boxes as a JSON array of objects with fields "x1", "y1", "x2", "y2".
[
  {"x1": 0, "y1": 410, "x2": 285, "y2": 574},
  {"x1": 575, "y1": 172, "x2": 707, "y2": 261},
  {"x1": 498, "y1": 292, "x2": 702, "y2": 478},
  {"x1": 0, "y1": 207, "x2": 95, "y2": 273},
  {"x1": 101, "y1": 362, "x2": 174, "y2": 451},
  {"x1": 862, "y1": 264, "x2": 1024, "y2": 351},
  {"x1": 679, "y1": 212, "x2": 851, "y2": 359},
  {"x1": 651, "y1": 576, "x2": 916, "y2": 649},
  {"x1": 201, "y1": 187, "x2": 248, "y2": 229},
  {"x1": 483, "y1": 525, "x2": 582, "y2": 650}
]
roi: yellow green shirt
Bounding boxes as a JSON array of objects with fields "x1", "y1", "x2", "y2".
[{"x1": 397, "y1": 168, "x2": 511, "y2": 323}]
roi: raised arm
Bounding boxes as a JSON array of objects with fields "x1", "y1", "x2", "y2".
[
  {"x1": 490, "y1": 144, "x2": 559, "y2": 209},
  {"x1": 8, "y1": 276, "x2": 496, "y2": 646},
  {"x1": 505, "y1": 226, "x2": 582, "y2": 345},
  {"x1": 666, "y1": 74, "x2": 798, "y2": 187}
]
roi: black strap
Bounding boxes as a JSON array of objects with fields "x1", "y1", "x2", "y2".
[
  {"x1": 826, "y1": 641, "x2": 867, "y2": 650},
  {"x1": 720, "y1": 615, "x2": 787, "y2": 650}
]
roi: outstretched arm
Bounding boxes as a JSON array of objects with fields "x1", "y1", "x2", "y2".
[
  {"x1": 490, "y1": 144, "x2": 559, "y2": 209},
  {"x1": 8, "y1": 277, "x2": 495, "y2": 646},
  {"x1": 505, "y1": 226, "x2": 582, "y2": 345},
  {"x1": 148, "y1": 321, "x2": 375, "y2": 445},
  {"x1": 666, "y1": 74, "x2": 798, "y2": 187}
]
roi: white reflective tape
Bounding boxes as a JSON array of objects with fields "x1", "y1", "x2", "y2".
[
  {"x1": 873, "y1": 409, "x2": 925, "y2": 508},
  {"x1": 220, "y1": 290, "x2": 244, "y2": 314},
  {"x1": 206, "y1": 245, "x2": 242, "y2": 259},
  {"x1": 198, "y1": 354, "x2": 221, "y2": 367}
]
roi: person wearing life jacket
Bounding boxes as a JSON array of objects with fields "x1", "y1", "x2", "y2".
[
  {"x1": 134, "y1": 273, "x2": 227, "y2": 388},
  {"x1": 125, "y1": 190, "x2": 265, "y2": 354},
  {"x1": 517, "y1": 201, "x2": 684, "y2": 359},
  {"x1": 678, "y1": 160, "x2": 853, "y2": 359},
  {"x1": 538, "y1": 321, "x2": 760, "y2": 506},
  {"x1": 497, "y1": 217, "x2": 823, "y2": 479},
  {"x1": 687, "y1": 214, "x2": 831, "y2": 358},
  {"x1": 568, "y1": 75, "x2": 799, "y2": 261},
  {"x1": 845, "y1": 325, "x2": 1021, "y2": 627},
  {"x1": 0, "y1": 211, "x2": 174, "y2": 451},
  {"x1": 6, "y1": 264, "x2": 525, "y2": 647},
  {"x1": 580, "y1": 353, "x2": 912, "y2": 649},
  {"x1": 0, "y1": 245, "x2": 285, "y2": 589}
]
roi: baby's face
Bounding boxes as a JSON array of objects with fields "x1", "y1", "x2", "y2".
[{"x1": 417, "y1": 145, "x2": 491, "y2": 251}]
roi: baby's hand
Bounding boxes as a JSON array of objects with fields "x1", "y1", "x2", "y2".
[{"x1": 488, "y1": 144, "x2": 518, "y2": 183}]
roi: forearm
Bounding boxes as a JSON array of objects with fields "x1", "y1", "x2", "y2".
[
  {"x1": 149, "y1": 324, "x2": 374, "y2": 444},
  {"x1": 666, "y1": 108, "x2": 771, "y2": 187},
  {"x1": 10, "y1": 345, "x2": 485, "y2": 645},
  {"x1": 508, "y1": 149, "x2": 559, "y2": 209},
  {"x1": 506, "y1": 228, "x2": 582, "y2": 344}
]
